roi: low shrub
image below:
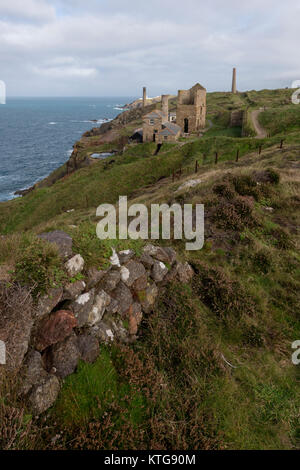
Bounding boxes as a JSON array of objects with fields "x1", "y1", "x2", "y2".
[
  {"x1": 233, "y1": 195, "x2": 255, "y2": 218},
  {"x1": 212, "y1": 201, "x2": 244, "y2": 230},
  {"x1": 271, "y1": 227, "x2": 294, "y2": 250},
  {"x1": 0, "y1": 371, "x2": 38, "y2": 450},
  {"x1": 242, "y1": 324, "x2": 264, "y2": 347},
  {"x1": 232, "y1": 174, "x2": 257, "y2": 197},
  {"x1": 14, "y1": 236, "x2": 65, "y2": 296},
  {"x1": 212, "y1": 195, "x2": 255, "y2": 231},
  {"x1": 213, "y1": 183, "x2": 236, "y2": 200},
  {"x1": 252, "y1": 250, "x2": 272, "y2": 274},
  {"x1": 192, "y1": 262, "x2": 256, "y2": 322},
  {"x1": 0, "y1": 402, "x2": 36, "y2": 450},
  {"x1": 265, "y1": 169, "x2": 280, "y2": 185},
  {"x1": 254, "y1": 169, "x2": 281, "y2": 186}
]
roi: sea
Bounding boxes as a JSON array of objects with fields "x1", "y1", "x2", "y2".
[{"x1": 0, "y1": 97, "x2": 134, "y2": 202}]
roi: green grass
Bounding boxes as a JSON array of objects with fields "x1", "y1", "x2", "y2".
[
  {"x1": 0, "y1": 132, "x2": 298, "y2": 236},
  {"x1": 69, "y1": 221, "x2": 145, "y2": 269},
  {"x1": 205, "y1": 126, "x2": 242, "y2": 138},
  {"x1": 0, "y1": 233, "x2": 66, "y2": 296},
  {"x1": 53, "y1": 348, "x2": 147, "y2": 428},
  {"x1": 199, "y1": 355, "x2": 299, "y2": 449},
  {"x1": 259, "y1": 105, "x2": 300, "y2": 136}
]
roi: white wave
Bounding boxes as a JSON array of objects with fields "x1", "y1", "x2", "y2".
[
  {"x1": 96, "y1": 118, "x2": 112, "y2": 124},
  {"x1": 48, "y1": 122, "x2": 57, "y2": 125},
  {"x1": 70, "y1": 118, "x2": 113, "y2": 125},
  {"x1": 71, "y1": 119, "x2": 98, "y2": 123}
]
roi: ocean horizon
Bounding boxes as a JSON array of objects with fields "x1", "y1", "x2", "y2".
[{"x1": 0, "y1": 96, "x2": 135, "y2": 202}]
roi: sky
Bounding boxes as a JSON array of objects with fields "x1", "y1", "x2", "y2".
[{"x1": 0, "y1": 0, "x2": 299, "y2": 97}]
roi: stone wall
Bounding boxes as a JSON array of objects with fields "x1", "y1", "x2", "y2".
[
  {"x1": 156, "y1": 131, "x2": 181, "y2": 144},
  {"x1": 143, "y1": 116, "x2": 163, "y2": 142},
  {"x1": 0, "y1": 232, "x2": 194, "y2": 416},
  {"x1": 230, "y1": 110, "x2": 245, "y2": 128}
]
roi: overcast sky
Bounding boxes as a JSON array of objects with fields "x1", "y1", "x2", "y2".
[{"x1": 0, "y1": 0, "x2": 299, "y2": 97}]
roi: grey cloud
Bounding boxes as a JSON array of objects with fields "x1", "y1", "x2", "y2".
[
  {"x1": 0, "y1": 0, "x2": 55, "y2": 22},
  {"x1": 0, "y1": 0, "x2": 299, "y2": 96}
]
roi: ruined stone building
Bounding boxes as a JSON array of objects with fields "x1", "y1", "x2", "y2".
[
  {"x1": 142, "y1": 110, "x2": 181, "y2": 143},
  {"x1": 157, "y1": 122, "x2": 181, "y2": 143},
  {"x1": 169, "y1": 112, "x2": 177, "y2": 122},
  {"x1": 142, "y1": 109, "x2": 165, "y2": 142},
  {"x1": 142, "y1": 95, "x2": 181, "y2": 143},
  {"x1": 140, "y1": 83, "x2": 207, "y2": 143},
  {"x1": 176, "y1": 83, "x2": 206, "y2": 133}
]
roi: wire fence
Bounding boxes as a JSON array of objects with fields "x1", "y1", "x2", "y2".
[{"x1": 170, "y1": 139, "x2": 286, "y2": 182}]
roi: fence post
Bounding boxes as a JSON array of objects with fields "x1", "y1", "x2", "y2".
[
  {"x1": 258, "y1": 145, "x2": 262, "y2": 155},
  {"x1": 203, "y1": 153, "x2": 206, "y2": 164},
  {"x1": 280, "y1": 139, "x2": 284, "y2": 149},
  {"x1": 195, "y1": 160, "x2": 198, "y2": 173},
  {"x1": 236, "y1": 149, "x2": 239, "y2": 162},
  {"x1": 215, "y1": 152, "x2": 218, "y2": 164}
]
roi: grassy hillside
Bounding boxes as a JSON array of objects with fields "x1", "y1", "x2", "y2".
[
  {"x1": 0, "y1": 88, "x2": 299, "y2": 450},
  {"x1": 259, "y1": 105, "x2": 300, "y2": 136},
  {"x1": 1, "y1": 134, "x2": 300, "y2": 234}
]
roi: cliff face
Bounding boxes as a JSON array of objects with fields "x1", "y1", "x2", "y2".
[{"x1": 83, "y1": 103, "x2": 156, "y2": 138}]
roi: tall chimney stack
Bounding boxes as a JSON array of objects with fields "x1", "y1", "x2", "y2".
[
  {"x1": 232, "y1": 68, "x2": 237, "y2": 94},
  {"x1": 161, "y1": 95, "x2": 169, "y2": 121},
  {"x1": 143, "y1": 87, "x2": 147, "y2": 107}
]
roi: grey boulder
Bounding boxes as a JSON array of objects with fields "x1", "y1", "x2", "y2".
[{"x1": 38, "y1": 231, "x2": 73, "y2": 259}]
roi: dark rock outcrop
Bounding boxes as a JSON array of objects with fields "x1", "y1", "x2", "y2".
[
  {"x1": 36, "y1": 287, "x2": 63, "y2": 319},
  {"x1": 77, "y1": 335, "x2": 100, "y2": 364},
  {"x1": 38, "y1": 231, "x2": 73, "y2": 259},
  {"x1": 62, "y1": 281, "x2": 86, "y2": 301},
  {"x1": 111, "y1": 282, "x2": 133, "y2": 316},
  {"x1": 0, "y1": 284, "x2": 34, "y2": 372},
  {"x1": 35, "y1": 310, "x2": 77, "y2": 352},
  {"x1": 28, "y1": 375, "x2": 60, "y2": 415},
  {"x1": 47, "y1": 333, "x2": 80, "y2": 379},
  {"x1": 68, "y1": 289, "x2": 95, "y2": 328}
]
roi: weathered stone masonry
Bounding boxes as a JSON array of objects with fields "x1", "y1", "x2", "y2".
[
  {"x1": 176, "y1": 83, "x2": 207, "y2": 133},
  {"x1": 0, "y1": 231, "x2": 194, "y2": 415}
]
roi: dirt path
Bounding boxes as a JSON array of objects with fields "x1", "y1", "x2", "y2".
[{"x1": 251, "y1": 109, "x2": 268, "y2": 139}]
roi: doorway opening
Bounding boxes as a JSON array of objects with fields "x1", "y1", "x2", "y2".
[{"x1": 184, "y1": 118, "x2": 189, "y2": 133}]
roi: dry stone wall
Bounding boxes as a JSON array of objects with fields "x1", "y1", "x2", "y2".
[{"x1": 0, "y1": 232, "x2": 194, "y2": 415}]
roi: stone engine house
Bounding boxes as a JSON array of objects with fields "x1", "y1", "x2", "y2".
[
  {"x1": 141, "y1": 83, "x2": 207, "y2": 143},
  {"x1": 176, "y1": 83, "x2": 206, "y2": 134}
]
